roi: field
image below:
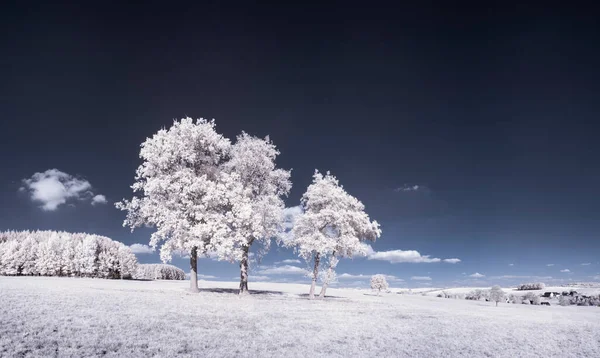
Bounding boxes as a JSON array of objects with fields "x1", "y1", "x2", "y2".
[{"x1": 1, "y1": 277, "x2": 600, "y2": 357}]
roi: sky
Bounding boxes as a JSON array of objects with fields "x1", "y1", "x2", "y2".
[{"x1": 1, "y1": 3, "x2": 599, "y2": 288}]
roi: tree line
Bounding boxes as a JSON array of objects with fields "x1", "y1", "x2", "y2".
[{"x1": 0, "y1": 230, "x2": 138, "y2": 279}]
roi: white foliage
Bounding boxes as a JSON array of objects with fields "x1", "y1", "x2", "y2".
[
  {"x1": 489, "y1": 285, "x2": 505, "y2": 305},
  {"x1": 517, "y1": 282, "x2": 546, "y2": 290},
  {"x1": 115, "y1": 118, "x2": 254, "y2": 263},
  {"x1": 288, "y1": 170, "x2": 381, "y2": 263},
  {"x1": 135, "y1": 264, "x2": 185, "y2": 280},
  {"x1": 223, "y1": 132, "x2": 292, "y2": 253},
  {"x1": 0, "y1": 230, "x2": 137, "y2": 279},
  {"x1": 370, "y1": 274, "x2": 389, "y2": 293}
]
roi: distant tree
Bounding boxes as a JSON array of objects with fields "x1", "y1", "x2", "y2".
[
  {"x1": 508, "y1": 294, "x2": 520, "y2": 304},
  {"x1": 370, "y1": 274, "x2": 389, "y2": 295},
  {"x1": 489, "y1": 285, "x2": 505, "y2": 306},
  {"x1": 116, "y1": 118, "x2": 252, "y2": 293},
  {"x1": 525, "y1": 292, "x2": 541, "y2": 305},
  {"x1": 223, "y1": 133, "x2": 291, "y2": 294},
  {"x1": 516, "y1": 282, "x2": 545, "y2": 290},
  {"x1": 286, "y1": 170, "x2": 381, "y2": 299}
]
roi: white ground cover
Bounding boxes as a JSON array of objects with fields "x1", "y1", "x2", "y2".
[{"x1": 1, "y1": 277, "x2": 599, "y2": 357}]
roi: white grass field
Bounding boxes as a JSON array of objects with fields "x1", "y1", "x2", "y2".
[{"x1": 1, "y1": 277, "x2": 599, "y2": 357}]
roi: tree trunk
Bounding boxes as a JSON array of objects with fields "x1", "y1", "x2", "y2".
[
  {"x1": 309, "y1": 253, "x2": 320, "y2": 300},
  {"x1": 239, "y1": 245, "x2": 250, "y2": 295},
  {"x1": 318, "y1": 265, "x2": 333, "y2": 299},
  {"x1": 318, "y1": 252, "x2": 336, "y2": 299},
  {"x1": 190, "y1": 246, "x2": 199, "y2": 293}
]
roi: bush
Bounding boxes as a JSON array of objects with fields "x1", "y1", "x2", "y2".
[
  {"x1": 466, "y1": 289, "x2": 490, "y2": 301},
  {"x1": 524, "y1": 292, "x2": 541, "y2": 305},
  {"x1": 516, "y1": 282, "x2": 545, "y2": 290},
  {"x1": 559, "y1": 295, "x2": 572, "y2": 306},
  {"x1": 508, "y1": 294, "x2": 521, "y2": 304},
  {"x1": 135, "y1": 264, "x2": 185, "y2": 280}
]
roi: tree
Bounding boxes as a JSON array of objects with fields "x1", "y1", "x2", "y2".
[
  {"x1": 0, "y1": 230, "x2": 137, "y2": 279},
  {"x1": 370, "y1": 274, "x2": 389, "y2": 295},
  {"x1": 223, "y1": 133, "x2": 292, "y2": 294},
  {"x1": 489, "y1": 285, "x2": 505, "y2": 306},
  {"x1": 525, "y1": 292, "x2": 541, "y2": 305},
  {"x1": 288, "y1": 170, "x2": 381, "y2": 299},
  {"x1": 116, "y1": 118, "x2": 251, "y2": 293}
]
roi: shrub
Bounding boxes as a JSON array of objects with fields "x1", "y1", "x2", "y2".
[
  {"x1": 135, "y1": 264, "x2": 185, "y2": 280},
  {"x1": 559, "y1": 295, "x2": 572, "y2": 306},
  {"x1": 508, "y1": 294, "x2": 521, "y2": 304},
  {"x1": 524, "y1": 292, "x2": 541, "y2": 305}
]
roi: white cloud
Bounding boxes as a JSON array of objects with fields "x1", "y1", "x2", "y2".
[
  {"x1": 275, "y1": 259, "x2": 301, "y2": 265},
  {"x1": 491, "y1": 275, "x2": 553, "y2": 280},
  {"x1": 366, "y1": 248, "x2": 460, "y2": 264},
  {"x1": 410, "y1": 276, "x2": 432, "y2": 281},
  {"x1": 469, "y1": 272, "x2": 485, "y2": 278},
  {"x1": 91, "y1": 194, "x2": 107, "y2": 206},
  {"x1": 129, "y1": 243, "x2": 154, "y2": 254},
  {"x1": 197, "y1": 274, "x2": 217, "y2": 279},
  {"x1": 338, "y1": 273, "x2": 369, "y2": 280},
  {"x1": 20, "y1": 169, "x2": 105, "y2": 211},
  {"x1": 581, "y1": 263, "x2": 591, "y2": 266},
  {"x1": 508, "y1": 264, "x2": 514, "y2": 266},
  {"x1": 443, "y1": 258, "x2": 461, "y2": 264},
  {"x1": 591, "y1": 275, "x2": 600, "y2": 280},
  {"x1": 368, "y1": 249, "x2": 440, "y2": 263},
  {"x1": 560, "y1": 269, "x2": 570, "y2": 273},
  {"x1": 250, "y1": 275, "x2": 271, "y2": 281},
  {"x1": 282, "y1": 206, "x2": 302, "y2": 230},
  {"x1": 546, "y1": 264, "x2": 554, "y2": 267},
  {"x1": 257, "y1": 265, "x2": 308, "y2": 275},
  {"x1": 361, "y1": 243, "x2": 376, "y2": 256},
  {"x1": 394, "y1": 184, "x2": 425, "y2": 192},
  {"x1": 338, "y1": 273, "x2": 403, "y2": 282}
]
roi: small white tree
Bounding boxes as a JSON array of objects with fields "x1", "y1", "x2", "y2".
[
  {"x1": 288, "y1": 170, "x2": 381, "y2": 299},
  {"x1": 489, "y1": 285, "x2": 505, "y2": 306},
  {"x1": 370, "y1": 274, "x2": 389, "y2": 295},
  {"x1": 116, "y1": 118, "x2": 252, "y2": 293}
]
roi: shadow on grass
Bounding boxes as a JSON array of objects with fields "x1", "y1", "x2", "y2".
[
  {"x1": 199, "y1": 287, "x2": 285, "y2": 296},
  {"x1": 297, "y1": 293, "x2": 345, "y2": 300}
]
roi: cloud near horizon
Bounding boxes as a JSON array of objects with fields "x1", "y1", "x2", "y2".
[
  {"x1": 129, "y1": 243, "x2": 154, "y2": 254},
  {"x1": 469, "y1": 272, "x2": 485, "y2": 278},
  {"x1": 20, "y1": 169, "x2": 105, "y2": 211},
  {"x1": 338, "y1": 273, "x2": 404, "y2": 282},
  {"x1": 275, "y1": 259, "x2": 301, "y2": 265},
  {"x1": 410, "y1": 276, "x2": 432, "y2": 281},
  {"x1": 257, "y1": 265, "x2": 308, "y2": 275},
  {"x1": 367, "y1": 247, "x2": 461, "y2": 264}
]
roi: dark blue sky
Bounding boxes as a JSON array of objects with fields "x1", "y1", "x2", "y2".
[{"x1": 1, "y1": 2, "x2": 599, "y2": 287}]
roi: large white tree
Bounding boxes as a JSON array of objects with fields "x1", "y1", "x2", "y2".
[
  {"x1": 223, "y1": 133, "x2": 292, "y2": 294},
  {"x1": 288, "y1": 170, "x2": 381, "y2": 299},
  {"x1": 116, "y1": 118, "x2": 252, "y2": 292}
]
